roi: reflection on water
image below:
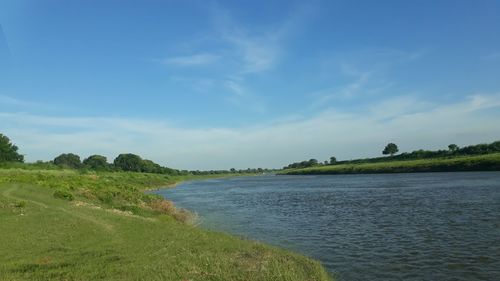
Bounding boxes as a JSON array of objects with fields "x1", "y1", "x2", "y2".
[{"x1": 153, "y1": 172, "x2": 500, "y2": 281}]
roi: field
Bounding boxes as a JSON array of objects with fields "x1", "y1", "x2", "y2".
[
  {"x1": 279, "y1": 153, "x2": 500, "y2": 175},
  {"x1": 0, "y1": 169, "x2": 332, "y2": 281}
]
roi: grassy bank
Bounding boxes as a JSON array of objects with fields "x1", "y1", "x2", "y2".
[
  {"x1": 279, "y1": 153, "x2": 500, "y2": 175},
  {"x1": 0, "y1": 169, "x2": 332, "y2": 281}
]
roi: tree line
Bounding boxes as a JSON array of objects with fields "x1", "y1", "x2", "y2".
[
  {"x1": 0, "y1": 133, "x2": 269, "y2": 175},
  {"x1": 283, "y1": 140, "x2": 500, "y2": 169}
]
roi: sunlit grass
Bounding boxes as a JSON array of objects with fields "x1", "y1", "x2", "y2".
[
  {"x1": 0, "y1": 169, "x2": 332, "y2": 281},
  {"x1": 280, "y1": 153, "x2": 500, "y2": 175}
]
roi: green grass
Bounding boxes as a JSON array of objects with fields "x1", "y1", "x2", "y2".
[
  {"x1": 0, "y1": 169, "x2": 332, "y2": 281},
  {"x1": 280, "y1": 153, "x2": 500, "y2": 175}
]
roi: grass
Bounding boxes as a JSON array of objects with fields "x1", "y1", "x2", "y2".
[
  {"x1": 279, "y1": 153, "x2": 500, "y2": 175},
  {"x1": 0, "y1": 169, "x2": 332, "y2": 281}
]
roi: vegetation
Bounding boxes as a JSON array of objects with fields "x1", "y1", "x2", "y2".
[
  {"x1": 283, "y1": 140, "x2": 500, "y2": 170},
  {"x1": 382, "y1": 143, "x2": 399, "y2": 156},
  {"x1": 54, "y1": 153, "x2": 82, "y2": 169},
  {"x1": 280, "y1": 153, "x2": 500, "y2": 175},
  {"x1": 0, "y1": 133, "x2": 332, "y2": 280},
  {"x1": 448, "y1": 144, "x2": 459, "y2": 152},
  {"x1": 83, "y1": 155, "x2": 109, "y2": 170},
  {"x1": 283, "y1": 159, "x2": 321, "y2": 169},
  {"x1": 0, "y1": 171, "x2": 332, "y2": 280},
  {"x1": 0, "y1": 133, "x2": 24, "y2": 163},
  {"x1": 329, "y1": 156, "x2": 337, "y2": 165}
]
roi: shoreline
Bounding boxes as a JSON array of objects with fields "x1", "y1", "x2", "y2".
[
  {"x1": 0, "y1": 169, "x2": 333, "y2": 280},
  {"x1": 279, "y1": 153, "x2": 500, "y2": 175}
]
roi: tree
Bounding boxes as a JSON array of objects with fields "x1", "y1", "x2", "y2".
[
  {"x1": 382, "y1": 143, "x2": 399, "y2": 156},
  {"x1": 113, "y1": 153, "x2": 143, "y2": 172},
  {"x1": 0, "y1": 133, "x2": 24, "y2": 162},
  {"x1": 448, "y1": 144, "x2": 459, "y2": 152},
  {"x1": 83, "y1": 155, "x2": 108, "y2": 170},
  {"x1": 308, "y1": 159, "x2": 319, "y2": 166},
  {"x1": 53, "y1": 153, "x2": 82, "y2": 168},
  {"x1": 329, "y1": 156, "x2": 337, "y2": 165},
  {"x1": 140, "y1": 159, "x2": 162, "y2": 173}
]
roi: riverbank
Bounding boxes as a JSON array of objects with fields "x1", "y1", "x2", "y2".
[
  {"x1": 279, "y1": 153, "x2": 500, "y2": 175},
  {"x1": 0, "y1": 169, "x2": 332, "y2": 280}
]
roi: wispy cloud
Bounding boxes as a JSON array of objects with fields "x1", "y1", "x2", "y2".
[
  {"x1": 2, "y1": 93, "x2": 500, "y2": 170},
  {"x1": 224, "y1": 80, "x2": 266, "y2": 113},
  {"x1": 307, "y1": 48, "x2": 424, "y2": 110},
  {"x1": 0, "y1": 94, "x2": 55, "y2": 111},
  {"x1": 224, "y1": 80, "x2": 245, "y2": 97},
  {"x1": 227, "y1": 35, "x2": 279, "y2": 73},
  {"x1": 0, "y1": 24, "x2": 12, "y2": 63},
  {"x1": 308, "y1": 70, "x2": 373, "y2": 109},
  {"x1": 210, "y1": 3, "x2": 313, "y2": 74},
  {"x1": 163, "y1": 53, "x2": 220, "y2": 66}
]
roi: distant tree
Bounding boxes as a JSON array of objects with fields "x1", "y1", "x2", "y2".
[
  {"x1": 308, "y1": 159, "x2": 319, "y2": 166},
  {"x1": 382, "y1": 143, "x2": 399, "y2": 156},
  {"x1": 83, "y1": 155, "x2": 108, "y2": 170},
  {"x1": 230, "y1": 168, "x2": 236, "y2": 173},
  {"x1": 140, "y1": 159, "x2": 162, "y2": 173},
  {"x1": 53, "y1": 153, "x2": 82, "y2": 168},
  {"x1": 324, "y1": 160, "x2": 329, "y2": 165},
  {"x1": 113, "y1": 153, "x2": 143, "y2": 172},
  {"x1": 329, "y1": 156, "x2": 337, "y2": 165},
  {"x1": 448, "y1": 144, "x2": 459, "y2": 152},
  {"x1": 0, "y1": 133, "x2": 24, "y2": 162}
]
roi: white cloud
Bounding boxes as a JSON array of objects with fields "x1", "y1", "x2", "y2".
[
  {"x1": 210, "y1": 4, "x2": 308, "y2": 74},
  {"x1": 224, "y1": 80, "x2": 244, "y2": 97},
  {"x1": 0, "y1": 94, "x2": 45, "y2": 108},
  {"x1": 225, "y1": 33, "x2": 280, "y2": 73},
  {"x1": 163, "y1": 53, "x2": 220, "y2": 66},
  {"x1": 223, "y1": 80, "x2": 266, "y2": 113},
  {"x1": 2, "y1": 94, "x2": 500, "y2": 170}
]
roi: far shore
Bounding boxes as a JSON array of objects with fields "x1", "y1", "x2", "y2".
[{"x1": 279, "y1": 153, "x2": 500, "y2": 175}]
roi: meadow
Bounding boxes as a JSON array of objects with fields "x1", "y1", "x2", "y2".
[
  {"x1": 279, "y1": 153, "x2": 500, "y2": 175},
  {"x1": 0, "y1": 169, "x2": 332, "y2": 281}
]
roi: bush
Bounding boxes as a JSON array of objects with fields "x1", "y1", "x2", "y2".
[
  {"x1": 149, "y1": 199, "x2": 176, "y2": 214},
  {"x1": 15, "y1": 201, "x2": 27, "y2": 208},
  {"x1": 53, "y1": 189, "x2": 74, "y2": 201}
]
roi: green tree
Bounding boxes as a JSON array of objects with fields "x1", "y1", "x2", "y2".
[
  {"x1": 448, "y1": 144, "x2": 459, "y2": 152},
  {"x1": 113, "y1": 153, "x2": 143, "y2": 172},
  {"x1": 140, "y1": 159, "x2": 162, "y2": 173},
  {"x1": 83, "y1": 155, "x2": 108, "y2": 170},
  {"x1": 308, "y1": 159, "x2": 319, "y2": 166},
  {"x1": 329, "y1": 156, "x2": 337, "y2": 165},
  {"x1": 382, "y1": 143, "x2": 399, "y2": 156},
  {"x1": 0, "y1": 133, "x2": 24, "y2": 162},
  {"x1": 53, "y1": 153, "x2": 82, "y2": 168}
]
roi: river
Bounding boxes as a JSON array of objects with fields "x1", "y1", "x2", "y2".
[{"x1": 152, "y1": 172, "x2": 500, "y2": 281}]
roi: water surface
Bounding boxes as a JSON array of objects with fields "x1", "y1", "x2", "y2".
[{"x1": 153, "y1": 172, "x2": 500, "y2": 281}]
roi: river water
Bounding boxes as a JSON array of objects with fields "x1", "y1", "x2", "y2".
[{"x1": 152, "y1": 172, "x2": 500, "y2": 281}]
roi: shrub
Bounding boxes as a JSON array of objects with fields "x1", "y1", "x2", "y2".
[
  {"x1": 149, "y1": 199, "x2": 176, "y2": 215},
  {"x1": 53, "y1": 189, "x2": 74, "y2": 201},
  {"x1": 15, "y1": 201, "x2": 27, "y2": 208}
]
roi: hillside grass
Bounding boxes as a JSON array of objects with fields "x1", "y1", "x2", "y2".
[
  {"x1": 0, "y1": 169, "x2": 332, "y2": 281},
  {"x1": 280, "y1": 153, "x2": 500, "y2": 175}
]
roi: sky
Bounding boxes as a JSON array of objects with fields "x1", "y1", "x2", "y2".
[{"x1": 1, "y1": 0, "x2": 500, "y2": 170}]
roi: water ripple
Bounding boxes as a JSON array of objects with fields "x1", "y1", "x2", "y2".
[{"x1": 154, "y1": 172, "x2": 500, "y2": 281}]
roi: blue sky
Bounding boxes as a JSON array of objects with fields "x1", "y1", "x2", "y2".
[{"x1": 1, "y1": 0, "x2": 500, "y2": 169}]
